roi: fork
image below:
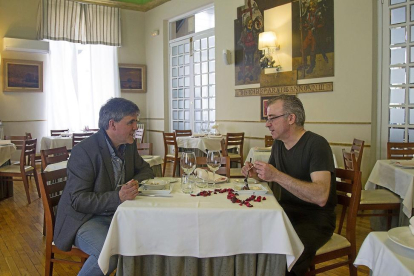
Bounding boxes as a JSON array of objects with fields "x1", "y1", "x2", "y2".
[{"x1": 244, "y1": 158, "x2": 253, "y2": 189}]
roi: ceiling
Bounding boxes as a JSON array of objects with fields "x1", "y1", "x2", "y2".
[{"x1": 75, "y1": 0, "x2": 171, "y2": 11}]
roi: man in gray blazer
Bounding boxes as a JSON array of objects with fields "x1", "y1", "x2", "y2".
[{"x1": 54, "y1": 98, "x2": 155, "y2": 275}]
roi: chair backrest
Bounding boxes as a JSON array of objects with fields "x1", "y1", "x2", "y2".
[
  {"x1": 137, "y1": 143, "x2": 153, "y2": 155},
  {"x1": 50, "y1": 129, "x2": 69, "y2": 136},
  {"x1": 20, "y1": 138, "x2": 37, "y2": 170},
  {"x1": 40, "y1": 146, "x2": 69, "y2": 171},
  {"x1": 72, "y1": 132, "x2": 94, "y2": 147},
  {"x1": 387, "y1": 142, "x2": 414, "y2": 160},
  {"x1": 163, "y1": 132, "x2": 178, "y2": 157},
  {"x1": 335, "y1": 168, "x2": 362, "y2": 247},
  {"x1": 39, "y1": 168, "x2": 67, "y2": 241},
  {"x1": 4, "y1": 135, "x2": 27, "y2": 150},
  {"x1": 264, "y1": 135, "x2": 274, "y2": 147},
  {"x1": 175, "y1": 129, "x2": 192, "y2": 137},
  {"x1": 225, "y1": 132, "x2": 245, "y2": 152},
  {"x1": 342, "y1": 150, "x2": 358, "y2": 171},
  {"x1": 135, "y1": 128, "x2": 145, "y2": 143},
  {"x1": 181, "y1": 156, "x2": 231, "y2": 178},
  {"x1": 350, "y1": 138, "x2": 364, "y2": 169}
]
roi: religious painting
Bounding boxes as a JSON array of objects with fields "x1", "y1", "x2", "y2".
[
  {"x1": 292, "y1": 0, "x2": 334, "y2": 79},
  {"x1": 260, "y1": 96, "x2": 274, "y2": 121},
  {"x1": 119, "y1": 64, "x2": 146, "y2": 93},
  {"x1": 2, "y1": 59, "x2": 43, "y2": 92}
]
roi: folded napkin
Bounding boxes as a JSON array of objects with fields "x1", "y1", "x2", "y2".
[
  {"x1": 410, "y1": 217, "x2": 414, "y2": 235},
  {"x1": 194, "y1": 168, "x2": 226, "y2": 182}
]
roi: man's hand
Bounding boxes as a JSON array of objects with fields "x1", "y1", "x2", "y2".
[
  {"x1": 241, "y1": 161, "x2": 260, "y2": 181},
  {"x1": 254, "y1": 161, "x2": 279, "y2": 182},
  {"x1": 119, "y1": 179, "x2": 139, "y2": 202}
]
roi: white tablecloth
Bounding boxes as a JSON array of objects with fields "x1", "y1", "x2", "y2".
[
  {"x1": 98, "y1": 180, "x2": 304, "y2": 274},
  {"x1": 40, "y1": 136, "x2": 72, "y2": 151},
  {"x1": 142, "y1": 156, "x2": 163, "y2": 167},
  {"x1": 354, "y1": 231, "x2": 414, "y2": 276},
  {"x1": 176, "y1": 136, "x2": 226, "y2": 154},
  {"x1": 0, "y1": 143, "x2": 16, "y2": 165},
  {"x1": 365, "y1": 160, "x2": 413, "y2": 217},
  {"x1": 245, "y1": 147, "x2": 338, "y2": 167}
]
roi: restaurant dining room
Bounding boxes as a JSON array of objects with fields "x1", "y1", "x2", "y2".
[{"x1": 1, "y1": 0, "x2": 413, "y2": 275}]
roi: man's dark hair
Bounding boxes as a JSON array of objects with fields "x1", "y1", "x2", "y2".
[
  {"x1": 98, "y1": 98, "x2": 140, "y2": 130},
  {"x1": 268, "y1": 94, "x2": 306, "y2": 126}
]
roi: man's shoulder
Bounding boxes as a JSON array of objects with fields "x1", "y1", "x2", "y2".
[{"x1": 304, "y1": 131, "x2": 329, "y2": 145}]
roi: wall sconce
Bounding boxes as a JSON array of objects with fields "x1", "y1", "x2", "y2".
[{"x1": 258, "y1": 31, "x2": 281, "y2": 71}]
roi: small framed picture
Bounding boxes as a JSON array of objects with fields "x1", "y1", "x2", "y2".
[
  {"x1": 260, "y1": 96, "x2": 274, "y2": 121},
  {"x1": 3, "y1": 59, "x2": 43, "y2": 92},
  {"x1": 119, "y1": 64, "x2": 146, "y2": 93}
]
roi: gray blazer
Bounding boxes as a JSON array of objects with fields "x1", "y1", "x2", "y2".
[{"x1": 53, "y1": 129, "x2": 154, "y2": 251}]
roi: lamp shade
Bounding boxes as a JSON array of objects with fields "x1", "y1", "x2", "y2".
[{"x1": 258, "y1": 31, "x2": 277, "y2": 50}]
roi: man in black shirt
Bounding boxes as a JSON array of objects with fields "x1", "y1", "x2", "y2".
[{"x1": 242, "y1": 95, "x2": 336, "y2": 276}]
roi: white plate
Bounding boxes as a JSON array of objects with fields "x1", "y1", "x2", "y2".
[
  {"x1": 388, "y1": 226, "x2": 414, "y2": 250},
  {"x1": 139, "y1": 182, "x2": 172, "y2": 195},
  {"x1": 394, "y1": 161, "x2": 414, "y2": 169},
  {"x1": 233, "y1": 184, "x2": 269, "y2": 195},
  {"x1": 212, "y1": 176, "x2": 227, "y2": 184},
  {"x1": 154, "y1": 177, "x2": 179, "y2": 183}
]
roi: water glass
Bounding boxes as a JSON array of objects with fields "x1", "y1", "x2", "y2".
[
  {"x1": 181, "y1": 175, "x2": 195, "y2": 194},
  {"x1": 195, "y1": 175, "x2": 207, "y2": 189}
]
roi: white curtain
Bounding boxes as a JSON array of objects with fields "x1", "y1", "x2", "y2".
[{"x1": 48, "y1": 40, "x2": 120, "y2": 131}]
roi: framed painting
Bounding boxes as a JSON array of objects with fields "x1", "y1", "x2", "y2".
[
  {"x1": 119, "y1": 64, "x2": 147, "y2": 93},
  {"x1": 3, "y1": 59, "x2": 43, "y2": 92},
  {"x1": 260, "y1": 96, "x2": 274, "y2": 121}
]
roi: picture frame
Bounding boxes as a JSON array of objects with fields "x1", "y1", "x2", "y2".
[
  {"x1": 260, "y1": 96, "x2": 274, "y2": 121},
  {"x1": 3, "y1": 59, "x2": 43, "y2": 92},
  {"x1": 119, "y1": 64, "x2": 147, "y2": 93}
]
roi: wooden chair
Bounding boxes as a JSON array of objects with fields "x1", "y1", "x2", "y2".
[
  {"x1": 137, "y1": 143, "x2": 153, "y2": 156},
  {"x1": 225, "y1": 132, "x2": 245, "y2": 167},
  {"x1": 40, "y1": 146, "x2": 69, "y2": 172},
  {"x1": 72, "y1": 132, "x2": 94, "y2": 148},
  {"x1": 163, "y1": 132, "x2": 181, "y2": 177},
  {"x1": 175, "y1": 129, "x2": 192, "y2": 137},
  {"x1": 264, "y1": 135, "x2": 274, "y2": 147},
  {"x1": 25, "y1": 132, "x2": 42, "y2": 164},
  {"x1": 220, "y1": 138, "x2": 244, "y2": 178},
  {"x1": 387, "y1": 142, "x2": 414, "y2": 159},
  {"x1": 338, "y1": 151, "x2": 400, "y2": 234},
  {"x1": 180, "y1": 156, "x2": 231, "y2": 178},
  {"x1": 135, "y1": 128, "x2": 145, "y2": 143},
  {"x1": 0, "y1": 138, "x2": 40, "y2": 204},
  {"x1": 50, "y1": 129, "x2": 69, "y2": 136},
  {"x1": 39, "y1": 168, "x2": 89, "y2": 276},
  {"x1": 307, "y1": 168, "x2": 361, "y2": 276}
]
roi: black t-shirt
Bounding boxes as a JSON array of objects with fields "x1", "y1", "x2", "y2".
[{"x1": 269, "y1": 131, "x2": 337, "y2": 213}]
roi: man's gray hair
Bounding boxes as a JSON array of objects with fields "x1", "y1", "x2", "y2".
[
  {"x1": 98, "y1": 98, "x2": 140, "y2": 130},
  {"x1": 268, "y1": 95, "x2": 306, "y2": 126}
]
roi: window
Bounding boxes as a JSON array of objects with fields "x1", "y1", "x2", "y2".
[{"x1": 169, "y1": 6, "x2": 215, "y2": 133}]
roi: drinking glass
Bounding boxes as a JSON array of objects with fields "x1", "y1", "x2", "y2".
[
  {"x1": 206, "y1": 150, "x2": 221, "y2": 190},
  {"x1": 180, "y1": 152, "x2": 196, "y2": 183}
]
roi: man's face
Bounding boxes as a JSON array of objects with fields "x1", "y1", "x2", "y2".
[
  {"x1": 265, "y1": 101, "x2": 289, "y2": 140},
  {"x1": 112, "y1": 113, "x2": 138, "y2": 145}
]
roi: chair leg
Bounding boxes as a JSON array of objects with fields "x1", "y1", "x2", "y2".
[
  {"x1": 33, "y1": 171, "x2": 41, "y2": 198},
  {"x1": 338, "y1": 206, "x2": 347, "y2": 235},
  {"x1": 162, "y1": 159, "x2": 167, "y2": 177},
  {"x1": 349, "y1": 253, "x2": 357, "y2": 276},
  {"x1": 172, "y1": 160, "x2": 177, "y2": 177},
  {"x1": 22, "y1": 175, "x2": 31, "y2": 204}
]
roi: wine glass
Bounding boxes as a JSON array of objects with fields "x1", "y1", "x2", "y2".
[
  {"x1": 180, "y1": 152, "x2": 196, "y2": 192},
  {"x1": 206, "y1": 150, "x2": 221, "y2": 190}
]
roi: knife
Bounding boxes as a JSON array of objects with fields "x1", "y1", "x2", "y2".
[{"x1": 138, "y1": 194, "x2": 172, "y2": 197}]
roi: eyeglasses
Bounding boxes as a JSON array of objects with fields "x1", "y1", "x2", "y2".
[{"x1": 266, "y1": 113, "x2": 288, "y2": 124}]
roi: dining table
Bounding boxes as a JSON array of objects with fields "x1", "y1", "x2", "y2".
[
  {"x1": 0, "y1": 142, "x2": 16, "y2": 199},
  {"x1": 354, "y1": 229, "x2": 414, "y2": 276},
  {"x1": 40, "y1": 136, "x2": 73, "y2": 151},
  {"x1": 98, "y1": 179, "x2": 304, "y2": 275},
  {"x1": 176, "y1": 135, "x2": 234, "y2": 156},
  {"x1": 365, "y1": 159, "x2": 413, "y2": 226}
]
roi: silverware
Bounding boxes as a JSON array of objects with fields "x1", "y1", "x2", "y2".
[{"x1": 138, "y1": 193, "x2": 172, "y2": 197}]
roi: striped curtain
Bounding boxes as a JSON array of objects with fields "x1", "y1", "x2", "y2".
[{"x1": 37, "y1": 0, "x2": 121, "y2": 46}]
